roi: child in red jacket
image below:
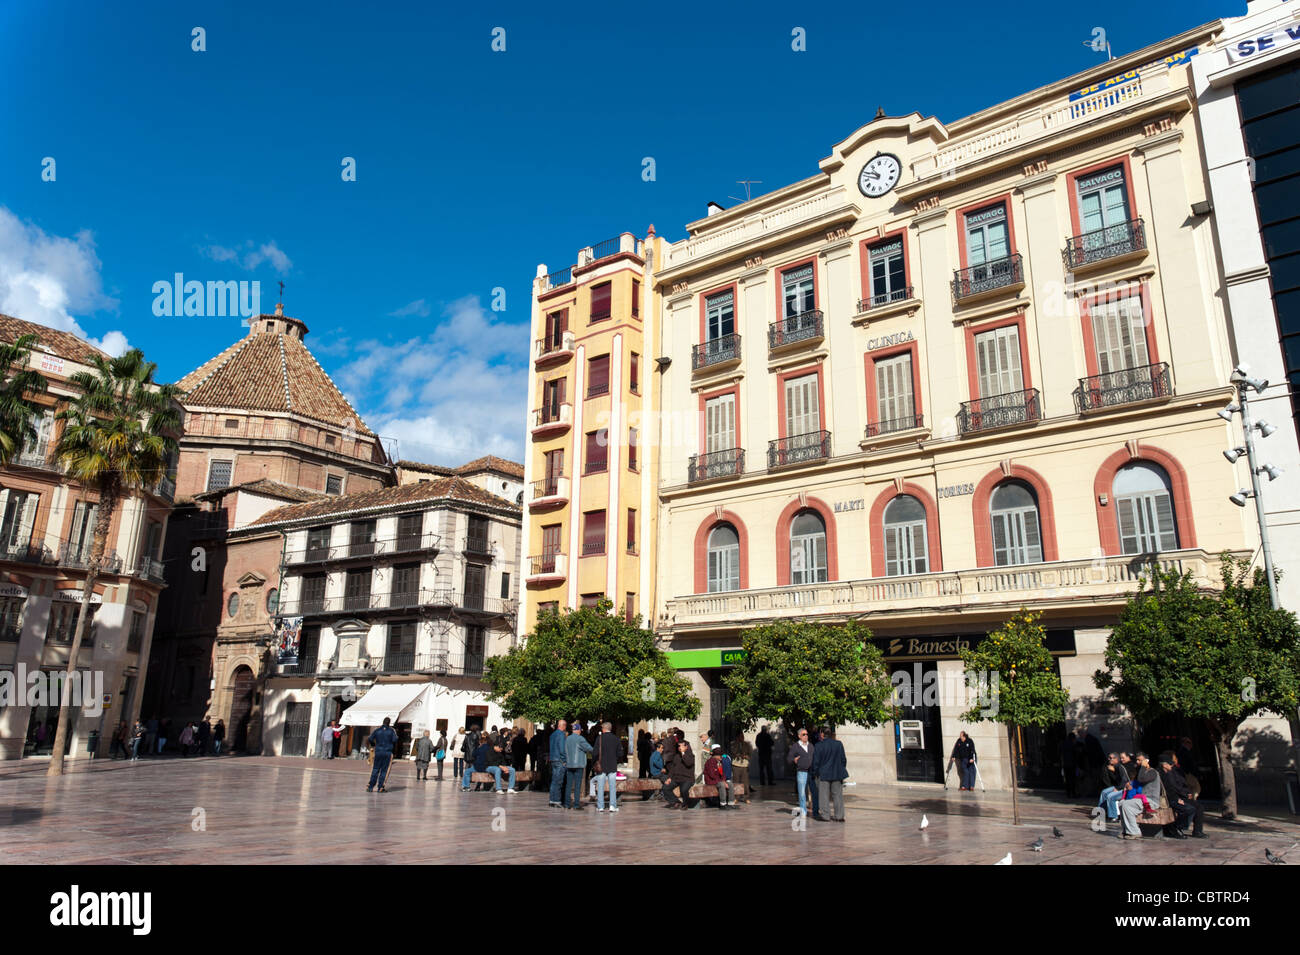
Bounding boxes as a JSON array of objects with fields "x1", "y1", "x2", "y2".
[{"x1": 704, "y1": 744, "x2": 731, "y2": 810}]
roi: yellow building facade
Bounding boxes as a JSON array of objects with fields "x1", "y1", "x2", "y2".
[
  {"x1": 649, "y1": 23, "x2": 1278, "y2": 797},
  {"x1": 518, "y1": 232, "x2": 664, "y2": 634}
]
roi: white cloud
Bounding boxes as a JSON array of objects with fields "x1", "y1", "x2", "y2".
[
  {"x1": 0, "y1": 206, "x2": 129, "y2": 354},
  {"x1": 331, "y1": 295, "x2": 529, "y2": 465},
  {"x1": 200, "y1": 239, "x2": 293, "y2": 274},
  {"x1": 389, "y1": 298, "x2": 431, "y2": 318}
]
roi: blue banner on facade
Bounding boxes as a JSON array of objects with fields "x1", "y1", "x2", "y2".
[{"x1": 1069, "y1": 47, "x2": 1199, "y2": 102}]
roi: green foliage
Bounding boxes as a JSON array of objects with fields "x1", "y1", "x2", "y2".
[
  {"x1": 723, "y1": 619, "x2": 895, "y2": 733},
  {"x1": 55, "y1": 349, "x2": 181, "y2": 509},
  {"x1": 484, "y1": 599, "x2": 700, "y2": 725},
  {"x1": 0, "y1": 334, "x2": 49, "y2": 465},
  {"x1": 960, "y1": 609, "x2": 1069, "y2": 727},
  {"x1": 1094, "y1": 557, "x2": 1300, "y2": 729}
]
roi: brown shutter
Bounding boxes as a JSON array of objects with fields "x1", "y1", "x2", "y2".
[{"x1": 591, "y1": 282, "x2": 612, "y2": 320}]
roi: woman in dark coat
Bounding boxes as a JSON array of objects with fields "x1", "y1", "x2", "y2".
[{"x1": 951, "y1": 731, "x2": 977, "y2": 791}]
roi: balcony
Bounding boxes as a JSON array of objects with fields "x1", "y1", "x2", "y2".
[
  {"x1": 1063, "y1": 218, "x2": 1147, "y2": 272},
  {"x1": 1074, "y1": 363, "x2": 1172, "y2": 414},
  {"x1": 768, "y1": 431, "x2": 831, "y2": 470},
  {"x1": 278, "y1": 587, "x2": 456, "y2": 617},
  {"x1": 526, "y1": 552, "x2": 567, "y2": 586},
  {"x1": 0, "y1": 541, "x2": 55, "y2": 567},
  {"x1": 15, "y1": 443, "x2": 56, "y2": 471},
  {"x1": 865, "y1": 414, "x2": 925, "y2": 439},
  {"x1": 136, "y1": 556, "x2": 166, "y2": 584},
  {"x1": 535, "y1": 331, "x2": 575, "y2": 367},
  {"x1": 692, "y1": 334, "x2": 742, "y2": 373},
  {"x1": 528, "y1": 476, "x2": 569, "y2": 511},
  {"x1": 280, "y1": 656, "x2": 319, "y2": 676},
  {"x1": 857, "y1": 287, "x2": 915, "y2": 313},
  {"x1": 456, "y1": 593, "x2": 515, "y2": 617},
  {"x1": 951, "y1": 253, "x2": 1024, "y2": 304},
  {"x1": 958, "y1": 388, "x2": 1041, "y2": 435},
  {"x1": 688, "y1": 448, "x2": 745, "y2": 485},
  {"x1": 463, "y1": 535, "x2": 494, "y2": 558},
  {"x1": 57, "y1": 543, "x2": 123, "y2": 575},
  {"x1": 768, "y1": 310, "x2": 824, "y2": 353},
  {"x1": 284, "y1": 532, "x2": 440, "y2": 566},
  {"x1": 663, "y1": 549, "x2": 1243, "y2": 632},
  {"x1": 153, "y1": 474, "x2": 176, "y2": 502},
  {"x1": 543, "y1": 266, "x2": 572, "y2": 291},
  {"x1": 531, "y1": 402, "x2": 572, "y2": 438}
]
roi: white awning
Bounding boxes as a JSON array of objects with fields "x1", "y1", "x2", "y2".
[{"x1": 339, "y1": 683, "x2": 430, "y2": 727}]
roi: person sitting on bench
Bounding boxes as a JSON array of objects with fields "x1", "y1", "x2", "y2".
[
  {"x1": 1118, "y1": 753, "x2": 1161, "y2": 840},
  {"x1": 1159, "y1": 752, "x2": 1204, "y2": 839}
]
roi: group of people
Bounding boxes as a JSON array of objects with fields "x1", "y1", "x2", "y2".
[
  {"x1": 113, "y1": 716, "x2": 225, "y2": 760},
  {"x1": 1091, "y1": 743, "x2": 1205, "y2": 840}
]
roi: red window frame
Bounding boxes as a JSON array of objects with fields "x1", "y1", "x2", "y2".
[
  {"x1": 698, "y1": 383, "x2": 741, "y2": 455},
  {"x1": 1065, "y1": 155, "x2": 1139, "y2": 238},
  {"x1": 587, "y1": 354, "x2": 610, "y2": 397},
  {"x1": 971, "y1": 464, "x2": 1060, "y2": 567},
  {"x1": 868, "y1": 483, "x2": 944, "y2": 577},
  {"x1": 858, "y1": 229, "x2": 911, "y2": 306},
  {"x1": 863, "y1": 341, "x2": 923, "y2": 429},
  {"x1": 1077, "y1": 280, "x2": 1160, "y2": 378},
  {"x1": 773, "y1": 256, "x2": 820, "y2": 320},
  {"x1": 963, "y1": 310, "x2": 1033, "y2": 400},
  {"x1": 627, "y1": 508, "x2": 637, "y2": 553},
  {"x1": 1093, "y1": 444, "x2": 1197, "y2": 556},
  {"x1": 692, "y1": 511, "x2": 750, "y2": 594},
  {"x1": 628, "y1": 427, "x2": 639, "y2": 471},
  {"x1": 629, "y1": 352, "x2": 640, "y2": 394},
  {"x1": 774, "y1": 496, "x2": 839, "y2": 585},
  {"x1": 956, "y1": 193, "x2": 1018, "y2": 270},
  {"x1": 775, "y1": 363, "x2": 827, "y2": 439},
  {"x1": 698, "y1": 282, "x2": 739, "y2": 343},
  {"x1": 632, "y1": 279, "x2": 641, "y2": 318},
  {"x1": 544, "y1": 308, "x2": 568, "y2": 348}
]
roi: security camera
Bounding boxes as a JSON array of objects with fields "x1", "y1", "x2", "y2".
[{"x1": 1223, "y1": 447, "x2": 1245, "y2": 464}]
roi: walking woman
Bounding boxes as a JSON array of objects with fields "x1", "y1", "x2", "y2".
[
  {"x1": 730, "y1": 730, "x2": 752, "y2": 804},
  {"x1": 951, "y1": 730, "x2": 977, "y2": 791},
  {"x1": 451, "y1": 726, "x2": 467, "y2": 779},
  {"x1": 435, "y1": 729, "x2": 448, "y2": 780}
]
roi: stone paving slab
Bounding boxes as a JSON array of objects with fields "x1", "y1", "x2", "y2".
[{"x1": 1, "y1": 755, "x2": 1297, "y2": 865}]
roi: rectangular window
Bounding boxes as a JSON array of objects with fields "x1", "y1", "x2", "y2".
[
  {"x1": 1089, "y1": 293, "x2": 1149, "y2": 375},
  {"x1": 349, "y1": 520, "x2": 377, "y2": 557},
  {"x1": 974, "y1": 325, "x2": 1023, "y2": 398},
  {"x1": 874, "y1": 353, "x2": 916, "y2": 429},
  {"x1": 585, "y1": 430, "x2": 608, "y2": 474},
  {"x1": 782, "y1": 264, "x2": 816, "y2": 319},
  {"x1": 869, "y1": 238, "x2": 907, "y2": 305},
  {"x1": 392, "y1": 563, "x2": 420, "y2": 604},
  {"x1": 344, "y1": 570, "x2": 371, "y2": 610},
  {"x1": 463, "y1": 563, "x2": 486, "y2": 610},
  {"x1": 21, "y1": 408, "x2": 55, "y2": 462},
  {"x1": 538, "y1": 601, "x2": 558, "y2": 620},
  {"x1": 387, "y1": 621, "x2": 417, "y2": 654},
  {"x1": 541, "y1": 524, "x2": 562, "y2": 559},
  {"x1": 629, "y1": 353, "x2": 640, "y2": 393},
  {"x1": 396, "y1": 513, "x2": 423, "y2": 549},
  {"x1": 628, "y1": 427, "x2": 638, "y2": 471},
  {"x1": 127, "y1": 611, "x2": 145, "y2": 653},
  {"x1": 0, "y1": 596, "x2": 24, "y2": 641},
  {"x1": 705, "y1": 290, "x2": 734, "y2": 341},
  {"x1": 302, "y1": 573, "x2": 327, "y2": 612},
  {"x1": 591, "y1": 281, "x2": 612, "y2": 321},
  {"x1": 0, "y1": 491, "x2": 40, "y2": 553},
  {"x1": 885, "y1": 520, "x2": 929, "y2": 576},
  {"x1": 49, "y1": 602, "x2": 96, "y2": 645},
  {"x1": 306, "y1": 526, "x2": 331, "y2": 561},
  {"x1": 583, "y1": 510, "x2": 606, "y2": 556},
  {"x1": 467, "y1": 514, "x2": 489, "y2": 551},
  {"x1": 146, "y1": 520, "x2": 163, "y2": 559},
  {"x1": 705, "y1": 392, "x2": 736, "y2": 453},
  {"x1": 206, "y1": 459, "x2": 232, "y2": 492},
  {"x1": 1077, "y1": 166, "x2": 1130, "y2": 234},
  {"x1": 784, "y1": 373, "x2": 820, "y2": 436},
  {"x1": 627, "y1": 508, "x2": 637, "y2": 552},
  {"x1": 545, "y1": 308, "x2": 569, "y2": 349},
  {"x1": 67, "y1": 501, "x2": 98, "y2": 562},
  {"x1": 632, "y1": 279, "x2": 641, "y2": 317},
  {"x1": 325, "y1": 474, "x2": 343, "y2": 496},
  {"x1": 625, "y1": 592, "x2": 636, "y2": 624},
  {"x1": 965, "y1": 202, "x2": 1010, "y2": 266},
  {"x1": 580, "y1": 593, "x2": 602, "y2": 608},
  {"x1": 544, "y1": 449, "x2": 564, "y2": 494},
  {"x1": 542, "y1": 377, "x2": 566, "y2": 419},
  {"x1": 588, "y1": 354, "x2": 610, "y2": 397},
  {"x1": 464, "y1": 626, "x2": 486, "y2": 675},
  {"x1": 500, "y1": 572, "x2": 511, "y2": 600}
]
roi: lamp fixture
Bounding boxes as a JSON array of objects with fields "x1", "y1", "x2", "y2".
[
  {"x1": 1256, "y1": 420, "x2": 1277, "y2": 438},
  {"x1": 1223, "y1": 447, "x2": 1245, "y2": 463},
  {"x1": 1229, "y1": 489, "x2": 1253, "y2": 507},
  {"x1": 1258, "y1": 463, "x2": 1282, "y2": 482},
  {"x1": 1217, "y1": 403, "x2": 1240, "y2": 422}
]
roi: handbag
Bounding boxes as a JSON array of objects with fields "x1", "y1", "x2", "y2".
[{"x1": 436, "y1": 749, "x2": 445, "y2": 760}]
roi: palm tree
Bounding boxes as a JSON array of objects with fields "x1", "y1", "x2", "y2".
[
  {"x1": 0, "y1": 333, "x2": 50, "y2": 464},
  {"x1": 47, "y1": 349, "x2": 180, "y2": 776}
]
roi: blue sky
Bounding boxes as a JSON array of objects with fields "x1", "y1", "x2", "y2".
[{"x1": 0, "y1": 0, "x2": 1236, "y2": 466}]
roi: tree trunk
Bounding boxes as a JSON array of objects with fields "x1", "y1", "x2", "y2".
[
  {"x1": 1007, "y1": 723, "x2": 1021, "y2": 826},
  {"x1": 1209, "y1": 717, "x2": 1241, "y2": 820},
  {"x1": 47, "y1": 488, "x2": 115, "y2": 776}
]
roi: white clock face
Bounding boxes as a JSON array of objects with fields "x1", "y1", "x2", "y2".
[{"x1": 858, "y1": 154, "x2": 902, "y2": 197}]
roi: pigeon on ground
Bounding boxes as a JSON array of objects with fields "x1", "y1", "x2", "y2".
[
  {"x1": 920, "y1": 814, "x2": 929, "y2": 830},
  {"x1": 995, "y1": 853, "x2": 1012, "y2": 865},
  {"x1": 1030, "y1": 837, "x2": 1044, "y2": 852},
  {"x1": 1053, "y1": 827, "x2": 1064, "y2": 838},
  {"x1": 1265, "y1": 848, "x2": 1286, "y2": 865}
]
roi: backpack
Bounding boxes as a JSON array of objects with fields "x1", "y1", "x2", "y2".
[{"x1": 721, "y1": 753, "x2": 733, "y2": 781}]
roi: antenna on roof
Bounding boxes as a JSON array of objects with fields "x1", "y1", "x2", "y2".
[
  {"x1": 277, "y1": 280, "x2": 285, "y2": 305},
  {"x1": 727, "y1": 179, "x2": 763, "y2": 203}
]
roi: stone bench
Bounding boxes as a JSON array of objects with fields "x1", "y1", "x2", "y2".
[{"x1": 469, "y1": 770, "x2": 535, "y2": 785}]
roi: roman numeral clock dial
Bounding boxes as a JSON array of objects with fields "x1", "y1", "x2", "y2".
[{"x1": 858, "y1": 153, "x2": 902, "y2": 198}]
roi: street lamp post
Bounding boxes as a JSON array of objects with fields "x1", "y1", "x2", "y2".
[{"x1": 1221, "y1": 367, "x2": 1281, "y2": 610}]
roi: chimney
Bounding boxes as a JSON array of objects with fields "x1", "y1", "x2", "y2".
[{"x1": 706, "y1": 201, "x2": 726, "y2": 217}]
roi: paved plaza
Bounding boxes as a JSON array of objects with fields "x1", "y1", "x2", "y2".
[{"x1": 1, "y1": 755, "x2": 1297, "y2": 865}]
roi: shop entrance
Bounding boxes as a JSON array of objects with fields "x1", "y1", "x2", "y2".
[
  {"x1": 282, "y1": 700, "x2": 311, "y2": 756},
  {"x1": 891, "y1": 661, "x2": 943, "y2": 783}
]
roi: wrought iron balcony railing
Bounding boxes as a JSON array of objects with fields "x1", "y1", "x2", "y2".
[
  {"x1": 285, "y1": 532, "x2": 440, "y2": 565},
  {"x1": 531, "y1": 403, "x2": 572, "y2": 431},
  {"x1": 15, "y1": 443, "x2": 55, "y2": 470},
  {"x1": 1073, "y1": 362, "x2": 1171, "y2": 413},
  {"x1": 857, "y1": 286, "x2": 914, "y2": 312},
  {"x1": 530, "y1": 476, "x2": 568, "y2": 502},
  {"x1": 587, "y1": 380, "x2": 610, "y2": 398},
  {"x1": 768, "y1": 431, "x2": 831, "y2": 469},
  {"x1": 692, "y1": 333, "x2": 741, "y2": 371},
  {"x1": 768, "y1": 310, "x2": 824, "y2": 350},
  {"x1": 0, "y1": 541, "x2": 55, "y2": 566},
  {"x1": 463, "y1": 535, "x2": 493, "y2": 556},
  {"x1": 545, "y1": 266, "x2": 572, "y2": 289},
  {"x1": 527, "y1": 552, "x2": 567, "y2": 579},
  {"x1": 865, "y1": 413, "x2": 924, "y2": 438},
  {"x1": 137, "y1": 556, "x2": 166, "y2": 584},
  {"x1": 535, "y1": 331, "x2": 575, "y2": 360},
  {"x1": 1063, "y1": 218, "x2": 1146, "y2": 271},
  {"x1": 57, "y1": 542, "x2": 123, "y2": 574},
  {"x1": 688, "y1": 448, "x2": 745, "y2": 484},
  {"x1": 588, "y1": 236, "x2": 623, "y2": 261},
  {"x1": 958, "y1": 388, "x2": 1041, "y2": 435},
  {"x1": 951, "y1": 253, "x2": 1023, "y2": 302}
]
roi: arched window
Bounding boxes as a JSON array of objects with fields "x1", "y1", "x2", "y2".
[
  {"x1": 990, "y1": 481, "x2": 1043, "y2": 566},
  {"x1": 884, "y1": 495, "x2": 928, "y2": 576},
  {"x1": 707, "y1": 524, "x2": 740, "y2": 593},
  {"x1": 1114, "y1": 462, "x2": 1178, "y2": 554},
  {"x1": 789, "y1": 510, "x2": 827, "y2": 584}
]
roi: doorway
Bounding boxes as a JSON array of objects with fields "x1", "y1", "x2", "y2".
[
  {"x1": 282, "y1": 700, "x2": 311, "y2": 756},
  {"x1": 890, "y1": 661, "x2": 943, "y2": 782},
  {"x1": 229, "y1": 665, "x2": 255, "y2": 751}
]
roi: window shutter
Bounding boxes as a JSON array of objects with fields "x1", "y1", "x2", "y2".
[
  {"x1": 591, "y1": 282, "x2": 612, "y2": 320},
  {"x1": 589, "y1": 355, "x2": 609, "y2": 393},
  {"x1": 1023, "y1": 509, "x2": 1042, "y2": 563},
  {"x1": 991, "y1": 513, "x2": 1008, "y2": 565},
  {"x1": 18, "y1": 494, "x2": 38, "y2": 549},
  {"x1": 814, "y1": 534, "x2": 828, "y2": 581},
  {"x1": 1154, "y1": 492, "x2": 1178, "y2": 550},
  {"x1": 630, "y1": 353, "x2": 639, "y2": 391},
  {"x1": 885, "y1": 526, "x2": 900, "y2": 576},
  {"x1": 1116, "y1": 498, "x2": 1138, "y2": 553}
]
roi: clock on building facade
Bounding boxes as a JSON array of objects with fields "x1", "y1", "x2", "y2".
[{"x1": 858, "y1": 152, "x2": 902, "y2": 197}]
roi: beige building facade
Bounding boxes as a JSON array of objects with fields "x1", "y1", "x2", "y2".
[{"x1": 649, "y1": 23, "x2": 1284, "y2": 799}]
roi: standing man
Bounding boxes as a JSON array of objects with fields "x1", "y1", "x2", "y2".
[
  {"x1": 755, "y1": 725, "x2": 774, "y2": 786},
  {"x1": 950, "y1": 731, "x2": 976, "y2": 791},
  {"x1": 637, "y1": 730, "x2": 653, "y2": 779},
  {"x1": 367, "y1": 717, "x2": 398, "y2": 793},
  {"x1": 789, "y1": 727, "x2": 815, "y2": 817},
  {"x1": 320, "y1": 721, "x2": 336, "y2": 759},
  {"x1": 595, "y1": 722, "x2": 621, "y2": 812},
  {"x1": 548, "y1": 719, "x2": 569, "y2": 807},
  {"x1": 414, "y1": 729, "x2": 434, "y2": 781},
  {"x1": 196, "y1": 717, "x2": 211, "y2": 757},
  {"x1": 810, "y1": 726, "x2": 848, "y2": 822},
  {"x1": 564, "y1": 723, "x2": 594, "y2": 810},
  {"x1": 213, "y1": 719, "x2": 226, "y2": 755}
]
